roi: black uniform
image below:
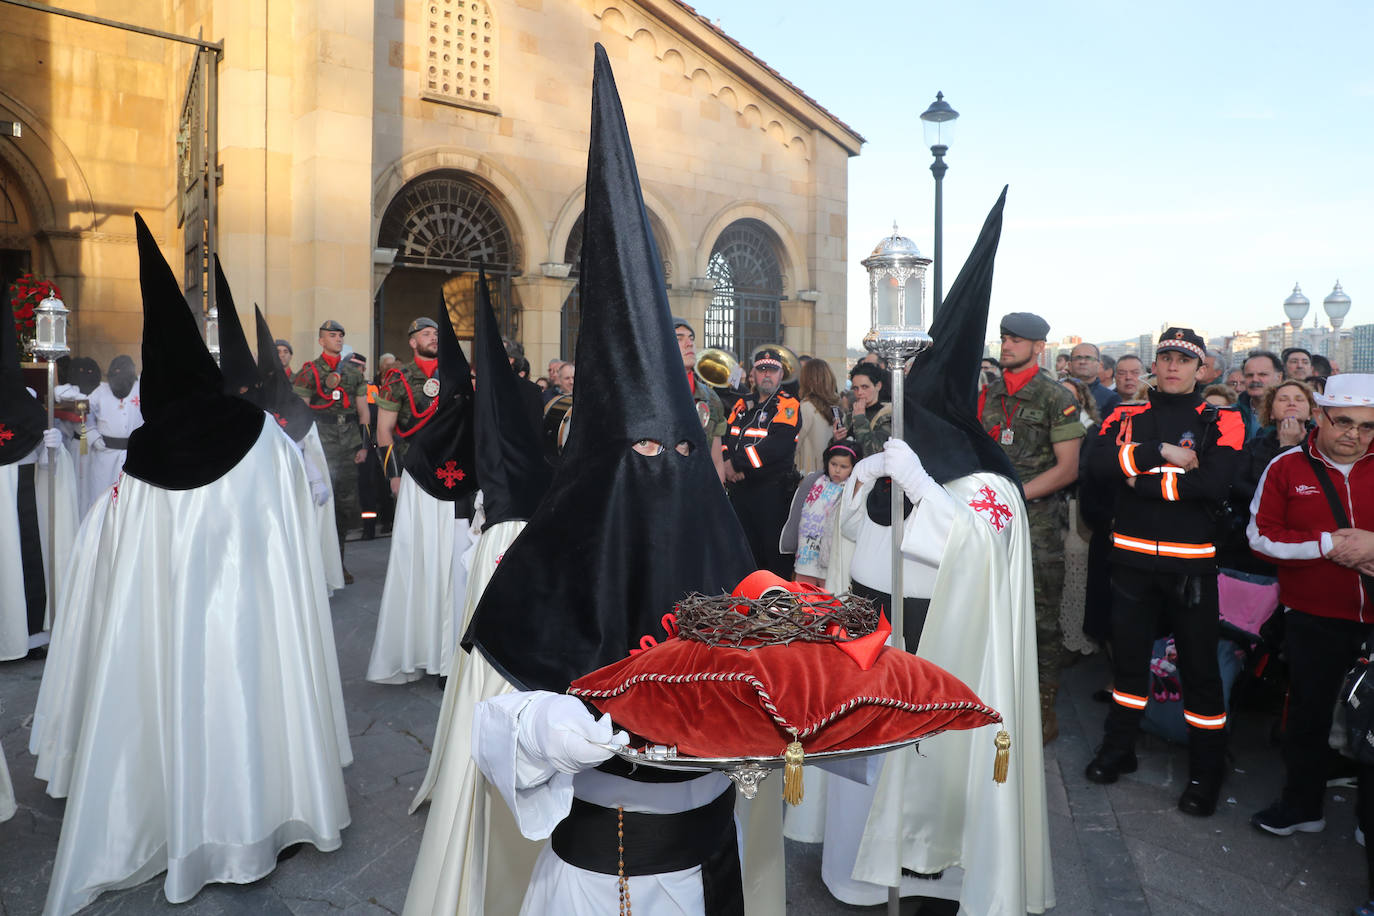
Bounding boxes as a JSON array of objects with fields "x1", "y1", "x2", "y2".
[
  {"x1": 1089, "y1": 387, "x2": 1244, "y2": 776},
  {"x1": 722, "y1": 390, "x2": 801, "y2": 576}
]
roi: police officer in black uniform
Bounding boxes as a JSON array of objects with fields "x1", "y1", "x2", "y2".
[
  {"x1": 722, "y1": 348, "x2": 801, "y2": 576},
  {"x1": 1083, "y1": 327, "x2": 1245, "y2": 817}
]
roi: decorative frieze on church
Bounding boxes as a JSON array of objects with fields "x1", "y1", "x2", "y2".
[{"x1": 425, "y1": 0, "x2": 499, "y2": 112}]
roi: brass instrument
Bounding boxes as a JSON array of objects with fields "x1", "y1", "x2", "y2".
[
  {"x1": 693, "y1": 347, "x2": 740, "y2": 392},
  {"x1": 748, "y1": 343, "x2": 801, "y2": 386},
  {"x1": 542, "y1": 393, "x2": 574, "y2": 459}
]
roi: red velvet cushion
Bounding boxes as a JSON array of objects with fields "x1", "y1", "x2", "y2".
[{"x1": 568, "y1": 638, "x2": 1000, "y2": 759}]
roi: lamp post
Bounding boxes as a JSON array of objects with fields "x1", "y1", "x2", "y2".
[
  {"x1": 1283, "y1": 282, "x2": 1310, "y2": 350},
  {"x1": 32, "y1": 292, "x2": 69, "y2": 627},
  {"x1": 860, "y1": 227, "x2": 932, "y2": 916},
  {"x1": 919, "y1": 92, "x2": 959, "y2": 319}
]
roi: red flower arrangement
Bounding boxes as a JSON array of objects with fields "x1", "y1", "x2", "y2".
[{"x1": 7, "y1": 273, "x2": 61, "y2": 359}]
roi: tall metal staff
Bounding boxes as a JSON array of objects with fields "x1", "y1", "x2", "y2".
[
  {"x1": 860, "y1": 229, "x2": 932, "y2": 916},
  {"x1": 33, "y1": 292, "x2": 70, "y2": 627}
]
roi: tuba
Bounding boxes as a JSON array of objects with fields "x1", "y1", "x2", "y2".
[
  {"x1": 694, "y1": 347, "x2": 741, "y2": 392},
  {"x1": 542, "y1": 393, "x2": 574, "y2": 460},
  {"x1": 749, "y1": 343, "x2": 801, "y2": 386}
]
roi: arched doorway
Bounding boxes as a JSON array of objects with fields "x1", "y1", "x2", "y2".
[
  {"x1": 558, "y1": 209, "x2": 672, "y2": 362},
  {"x1": 0, "y1": 163, "x2": 39, "y2": 327},
  {"x1": 704, "y1": 219, "x2": 784, "y2": 358},
  {"x1": 375, "y1": 169, "x2": 521, "y2": 363}
]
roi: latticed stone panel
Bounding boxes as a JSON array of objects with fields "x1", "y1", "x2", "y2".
[{"x1": 426, "y1": 0, "x2": 497, "y2": 107}]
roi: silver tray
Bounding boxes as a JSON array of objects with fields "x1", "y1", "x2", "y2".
[{"x1": 604, "y1": 738, "x2": 921, "y2": 799}]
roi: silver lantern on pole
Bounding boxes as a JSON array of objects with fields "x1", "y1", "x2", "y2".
[
  {"x1": 204, "y1": 301, "x2": 221, "y2": 366},
  {"x1": 32, "y1": 292, "x2": 70, "y2": 628},
  {"x1": 860, "y1": 226, "x2": 933, "y2": 916}
]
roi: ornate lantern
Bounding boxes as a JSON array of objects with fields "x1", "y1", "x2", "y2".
[
  {"x1": 1282, "y1": 283, "x2": 1310, "y2": 330},
  {"x1": 33, "y1": 294, "x2": 70, "y2": 360},
  {"x1": 1324, "y1": 281, "x2": 1352, "y2": 330},
  {"x1": 205, "y1": 302, "x2": 220, "y2": 365},
  {"x1": 860, "y1": 225, "x2": 933, "y2": 359}
]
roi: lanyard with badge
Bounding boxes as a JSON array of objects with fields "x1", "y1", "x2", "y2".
[{"x1": 998, "y1": 393, "x2": 1020, "y2": 446}]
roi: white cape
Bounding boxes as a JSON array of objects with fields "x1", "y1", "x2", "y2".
[
  {"x1": 0, "y1": 742, "x2": 14, "y2": 823},
  {"x1": 403, "y1": 516, "x2": 785, "y2": 916},
  {"x1": 1, "y1": 446, "x2": 79, "y2": 660},
  {"x1": 301, "y1": 425, "x2": 344, "y2": 592},
  {"x1": 366, "y1": 471, "x2": 476, "y2": 683},
  {"x1": 37, "y1": 421, "x2": 353, "y2": 916},
  {"x1": 822, "y1": 471, "x2": 1053, "y2": 915}
]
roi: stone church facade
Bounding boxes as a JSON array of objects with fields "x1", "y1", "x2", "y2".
[{"x1": 0, "y1": 0, "x2": 861, "y2": 376}]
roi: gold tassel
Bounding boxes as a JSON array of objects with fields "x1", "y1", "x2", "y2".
[
  {"x1": 783, "y1": 741, "x2": 805, "y2": 805},
  {"x1": 993, "y1": 730, "x2": 1011, "y2": 784}
]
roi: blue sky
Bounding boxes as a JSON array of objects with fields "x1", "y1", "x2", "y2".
[{"x1": 688, "y1": 1, "x2": 1373, "y2": 348}]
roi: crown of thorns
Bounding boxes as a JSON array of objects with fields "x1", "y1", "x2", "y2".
[{"x1": 671, "y1": 590, "x2": 880, "y2": 649}]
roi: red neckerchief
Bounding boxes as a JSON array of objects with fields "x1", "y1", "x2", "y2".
[
  {"x1": 414, "y1": 355, "x2": 438, "y2": 378},
  {"x1": 1001, "y1": 363, "x2": 1039, "y2": 396},
  {"x1": 319, "y1": 351, "x2": 341, "y2": 370},
  {"x1": 982, "y1": 363, "x2": 1040, "y2": 440},
  {"x1": 687, "y1": 370, "x2": 697, "y2": 394}
]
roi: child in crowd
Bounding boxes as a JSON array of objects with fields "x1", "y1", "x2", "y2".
[{"x1": 780, "y1": 440, "x2": 858, "y2": 585}]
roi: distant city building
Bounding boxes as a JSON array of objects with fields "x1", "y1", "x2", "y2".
[{"x1": 1350, "y1": 326, "x2": 1374, "y2": 373}]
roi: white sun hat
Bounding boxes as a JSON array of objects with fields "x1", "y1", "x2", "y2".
[{"x1": 1314, "y1": 374, "x2": 1374, "y2": 408}]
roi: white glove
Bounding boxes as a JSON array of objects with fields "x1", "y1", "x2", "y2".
[
  {"x1": 310, "y1": 477, "x2": 330, "y2": 507},
  {"x1": 851, "y1": 451, "x2": 886, "y2": 489},
  {"x1": 89, "y1": 433, "x2": 106, "y2": 451},
  {"x1": 520, "y1": 693, "x2": 629, "y2": 775},
  {"x1": 42, "y1": 428, "x2": 62, "y2": 449},
  {"x1": 884, "y1": 438, "x2": 935, "y2": 502}
]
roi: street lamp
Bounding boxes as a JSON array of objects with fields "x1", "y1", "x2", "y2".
[
  {"x1": 919, "y1": 91, "x2": 959, "y2": 318},
  {"x1": 1282, "y1": 282, "x2": 1310, "y2": 329},
  {"x1": 205, "y1": 301, "x2": 220, "y2": 365},
  {"x1": 1324, "y1": 281, "x2": 1352, "y2": 330}
]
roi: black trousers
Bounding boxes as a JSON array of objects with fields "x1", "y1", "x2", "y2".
[
  {"x1": 728, "y1": 476, "x2": 793, "y2": 578},
  {"x1": 1104, "y1": 565, "x2": 1227, "y2": 759}
]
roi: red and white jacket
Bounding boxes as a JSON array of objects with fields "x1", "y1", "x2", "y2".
[{"x1": 1247, "y1": 430, "x2": 1374, "y2": 622}]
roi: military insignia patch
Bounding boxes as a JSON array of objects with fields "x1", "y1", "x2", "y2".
[
  {"x1": 785, "y1": 407, "x2": 796, "y2": 420},
  {"x1": 1062, "y1": 405, "x2": 1077, "y2": 416},
  {"x1": 324, "y1": 371, "x2": 341, "y2": 390},
  {"x1": 696, "y1": 400, "x2": 711, "y2": 430},
  {"x1": 422, "y1": 377, "x2": 441, "y2": 399}
]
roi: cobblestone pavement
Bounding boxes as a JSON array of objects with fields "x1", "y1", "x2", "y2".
[{"x1": 1, "y1": 536, "x2": 1367, "y2": 914}]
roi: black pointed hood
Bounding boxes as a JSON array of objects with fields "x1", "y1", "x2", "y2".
[
  {"x1": 254, "y1": 306, "x2": 315, "y2": 442},
  {"x1": 121, "y1": 213, "x2": 264, "y2": 489},
  {"x1": 473, "y1": 266, "x2": 550, "y2": 527},
  {"x1": 401, "y1": 294, "x2": 478, "y2": 502},
  {"x1": 214, "y1": 257, "x2": 261, "y2": 403},
  {"x1": 904, "y1": 186, "x2": 1017, "y2": 487},
  {"x1": 462, "y1": 44, "x2": 755, "y2": 694},
  {"x1": 0, "y1": 293, "x2": 45, "y2": 465}
]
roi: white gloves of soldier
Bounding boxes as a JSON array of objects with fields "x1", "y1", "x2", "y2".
[
  {"x1": 519, "y1": 693, "x2": 629, "y2": 775},
  {"x1": 851, "y1": 439, "x2": 935, "y2": 503},
  {"x1": 42, "y1": 428, "x2": 62, "y2": 449}
]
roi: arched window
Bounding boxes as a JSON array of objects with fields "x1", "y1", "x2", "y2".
[
  {"x1": 425, "y1": 0, "x2": 498, "y2": 110},
  {"x1": 559, "y1": 210, "x2": 672, "y2": 361},
  {"x1": 705, "y1": 219, "x2": 784, "y2": 357},
  {"x1": 376, "y1": 169, "x2": 521, "y2": 347}
]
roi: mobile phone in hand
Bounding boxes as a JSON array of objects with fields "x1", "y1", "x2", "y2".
[{"x1": 831, "y1": 406, "x2": 842, "y2": 423}]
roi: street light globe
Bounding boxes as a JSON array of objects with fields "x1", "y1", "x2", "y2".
[
  {"x1": 1323, "y1": 281, "x2": 1352, "y2": 330},
  {"x1": 1282, "y1": 282, "x2": 1310, "y2": 330},
  {"x1": 919, "y1": 91, "x2": 959, "y2": 150}
]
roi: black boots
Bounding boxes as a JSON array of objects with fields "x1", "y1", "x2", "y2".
[
  {"x1": 1178, "y1": 733, "x2": 1227, "y2": 817},
  {"x1": 1085, "y1": 745, "x2": 1138, "y2": 784}
]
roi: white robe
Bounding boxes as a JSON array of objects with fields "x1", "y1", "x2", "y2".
[
  {"x1": 37, "y1": 420, "x2": 353, "y2": 916},
  {"x1": 0, "y1": 444, "x2": 78, "y2": 660},
  {"x1": 0, "y1": 742, "x2": 14, "y2": 823},
  {"x1": 403, "y1": 513, "x2": 786, "y2": 916},
  {"x1": 81, "y1": 380, "x2": 142, "y2": 512},
  {"x1": 300, "y1": 425, "x2": 344, "y2": 592},
  {"x1": 819, "y1": 471, "x2": 1053, "y2": 915},
  {"x1": 365, "y1": 471, "x2": 477, "y2": 683}
]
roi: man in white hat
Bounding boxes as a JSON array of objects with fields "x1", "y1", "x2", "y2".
[{"x1": 1247, "y1": 374, "x2": 1374, "y2": 908}]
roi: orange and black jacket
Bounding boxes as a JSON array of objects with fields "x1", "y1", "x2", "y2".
[
  {"x1": 1090, "y1": 387, "x2": 1244, "y2": 573},
  {"x1": 723, "y1": 392, "x2": 801, "y2": 481}
]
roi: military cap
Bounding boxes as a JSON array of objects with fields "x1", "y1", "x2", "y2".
[
  {"x1": 274, "y1": 338, "x2": 292, "y2": 355},
  {"x1": 672, "y1": 316, "x2": 695, "y2": 336},
  {"x1": 753, "y1": 348, "x2": 784, "y2": 371},
  {"x1": 1156, "y1": 327, "x2": 1206, "y2": 361},
  {"x1": 999, "y1": 312, "x2": 1050, "y2": 341},
  {"x1": 319, "y1": 319, "x2": 345, "y2": 334},
  {"x1": 407, "y1": 317, "x2": 439, "y2": 336}
]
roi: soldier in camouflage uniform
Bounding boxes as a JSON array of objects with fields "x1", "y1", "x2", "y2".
[
  {"x1": 293, "y1": 319, "x2": 371, "y2": 583},
  {"x1": 978, "y1": 311, "x2": 1085, "y2": 743},
  {"x1": 673, "y1": 317, "x2": 727, "y2": 483},
  {"x1": 376, "y1": 317, "x2": 442, "y2": 494},
  {"x1": 843, "y1": 362, "x2": 892, "y2": 458}
]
